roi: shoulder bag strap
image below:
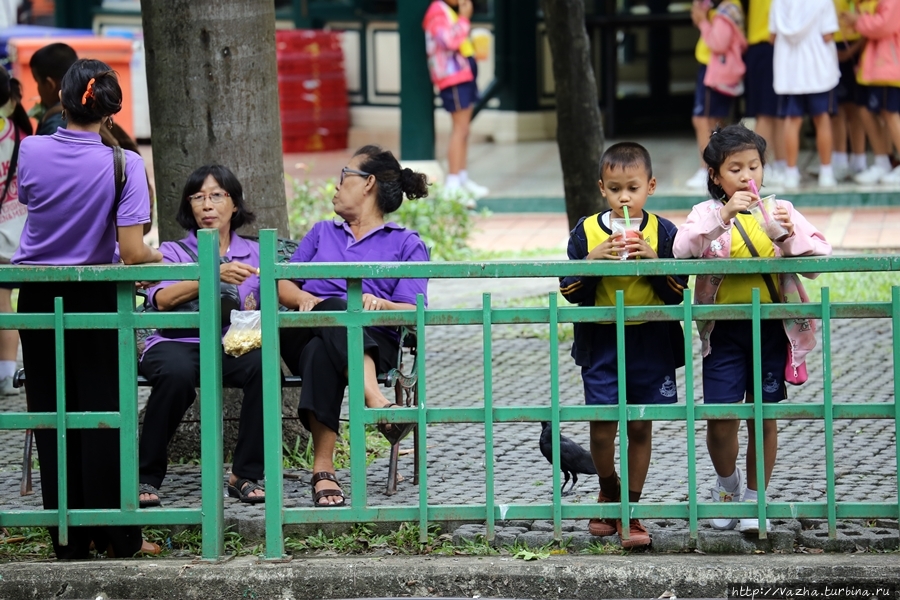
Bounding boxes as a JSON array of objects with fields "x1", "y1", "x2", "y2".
[
  {"x1": 173, "y1": 239, "x2": 200, "y2": 263},
  {"x1": 113, "y1": 145, "x2": 127, "y2": 215},
  {"x1": 0, "y1": 123, "x2": 20, "y2": 209},
  {"x1": 732, "y1": 217, "x2": 781, "y2": 303}
]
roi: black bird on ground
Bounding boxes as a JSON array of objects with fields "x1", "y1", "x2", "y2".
[{"x1": 539, "y1": 421, "x2": 597, "y2": 495}]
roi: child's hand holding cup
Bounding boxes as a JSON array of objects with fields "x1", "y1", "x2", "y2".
[
  {"x1": 611, "y1": 218, "x2": 641, "y2": 260},
  {"x1": 749, "y1": 194, "x2": 790, "y2": 242}
]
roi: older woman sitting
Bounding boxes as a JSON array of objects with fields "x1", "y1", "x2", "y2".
[
  {"x1": 138, "y1": 165, "x2": 265, "y2": 507},
  {"x1": 279, "y1": 145, "x2": 430, "y2": 507}
]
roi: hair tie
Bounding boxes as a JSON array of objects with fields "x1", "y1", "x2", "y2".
[{"x1": 81, "y1": 78, "x2": 96, "y2": 105}]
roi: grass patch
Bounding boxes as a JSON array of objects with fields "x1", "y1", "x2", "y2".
[
  {"x1": 282, "y1": 424, "x2": 390, "y2": 470},
  {"x1": 798, "y1": 271, "x2": 896, "y2": 303},
  {"x1": 0, "y1": 527, "x2": 54, "y2": 561}
]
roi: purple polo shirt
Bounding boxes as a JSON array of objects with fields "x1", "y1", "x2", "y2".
[
  {"x1": 291, "y1": 220, "x2": 429, "y2": 335},
  {"x1": 141, "y1": 231, "x2": 261, "y2": 355},
  {"x1": 12, "y1": 129, "x2": 150, "y2": 265}
]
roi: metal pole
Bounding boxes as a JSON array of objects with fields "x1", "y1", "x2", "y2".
[{"x1": 398, "y1": 0, "x2": 435, "y2": 160}]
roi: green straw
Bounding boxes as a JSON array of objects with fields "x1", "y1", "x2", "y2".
[{"x1": 623, "y1": 205, "x2": 631, "y2": 228}]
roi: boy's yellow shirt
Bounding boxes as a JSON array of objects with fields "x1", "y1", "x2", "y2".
[
  {"x1": 747, "y1": 0, "x2": 773, "y2": 45},
  {"x1": 583, "y1": 211, "x2": 664, "y2": 319},
  {"x1": 833, "y1": 0, "x2": 861, "y2": 42}
]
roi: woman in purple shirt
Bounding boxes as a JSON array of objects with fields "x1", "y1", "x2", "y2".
[
  {"x1": 278, "y1": 145, "x2": 429, "y2": 507},
  {"x1": 13, "y1": 59, "x2": 162, "y2": 558},
  {"x1": 138, "y1": 165, "x2": 266, "y2": 507}
]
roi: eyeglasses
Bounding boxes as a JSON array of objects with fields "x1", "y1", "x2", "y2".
[
  {"x1": 188, "y1": 191, "x2": 231, "y2": 205},
  {"x1": 340, "y1": 167, "x2": 372, "y2": 185}
]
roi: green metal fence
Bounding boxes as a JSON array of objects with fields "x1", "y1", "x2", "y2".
[{"x1": 0, "y1": 229, "x2": 897, "y2": 560}]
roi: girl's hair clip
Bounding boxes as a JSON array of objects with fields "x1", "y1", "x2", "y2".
[{"x1": 81, "y1": 77, "x2": 96, "y2": 106}]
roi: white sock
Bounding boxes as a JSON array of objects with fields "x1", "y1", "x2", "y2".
[
  {"x1": 851, "y1": 153, "x2": 868, "y2": 172},
  {"x1": 743, "y1": 488, "x2": 759, "y2": 502},
  {"x1": 445, "y1": 174, "x2": 461, "y2": 189},
  {"x1": 819, "y1": 164, "x2": 834, "y2": 178},
  {"x1": 0, "y1": 360, "x2": 17, "y2": 380},
  {"x1": 832, "y1": 152, "x2": 848, "y2": 169},
  {"x1": 775, "y1": 160, "x2": 787, "y2": 173},
  {"x1": 459, "y1": 170, "x2": 469, "y2": 184},
  {"x1": 875, "y1": 155, "x2": 892, "y2": 171},
  {"x1": 717, "y1": 468, "x2": 741, "y2": 494},
  {"x1": 785, "y1": 166, "x2": 800, "y2": 178}
]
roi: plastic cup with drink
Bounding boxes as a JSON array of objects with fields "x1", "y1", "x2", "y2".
[
  {"x1": 611, "y1": 206, "x2": 641, "y2": 260},
  {"x1": 748, "y1": 181, "x2": 790, "y2": 242}
]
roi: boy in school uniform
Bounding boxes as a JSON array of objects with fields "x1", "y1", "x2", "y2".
[{"x1": 560, "y1": 142, "x2": 688, "y2": 548}]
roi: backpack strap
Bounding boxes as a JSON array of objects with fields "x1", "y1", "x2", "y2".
[
  {"x1": 732, "y1": 217, "x2": 781, "y2": 303},
  {"x1": 113, "y1": 145, "x2": 127, "y2": 214},
  {"x1": 173, "y1": 239, "x2": 200, "y2": 263}
]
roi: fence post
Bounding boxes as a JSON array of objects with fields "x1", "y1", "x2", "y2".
[{"x1": 198, "y1": 229, "x2": 224, "y2": 559}]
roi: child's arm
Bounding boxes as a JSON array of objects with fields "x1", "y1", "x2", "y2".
[
  {"x1": 426, "y1": 6, "x2": 471, "y2": 51},
  {"x1": 772, "y1": 202, "x2": 833, "y2": 257},
  {"x1": 560, "y1": 219, "x2": 600, "y2": 305},
  {"x1": 697, "y1": 12, "x2": 734, "y2": 53},
  {"x1": 672, "y1": 202, "x2": 731, "y2": 258},
  {"x1": 851, "y1": 0, "x2": 900, "y2": 40},
  {"x1": 647, "y1": 219, "x2": 689, "y2": 305}
]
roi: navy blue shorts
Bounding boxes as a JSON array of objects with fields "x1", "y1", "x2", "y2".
[
  {"x1": 440, "y1": 57, "x2": 479, "y2": 113},
  {"x1": 861, "y1": 86, "x2": 900, "y2": 114},
  {"x1": 692, "y1": 65, "x2": 734, "y2": 118},
  {"x1": 777, "y1": 90, "x2": 837, "y2": 118},
  {"x1": 581, "y1": 321, "x2": 680, "y2": 406},
  {"x1": 744, "y1": 43, "x2": 779, "y2": 117},
  {"x1": 836, "y1": 56, "x2": 861, "y2": 105},
  {"x1": 703, "y1": 319, "x2": 787, "y2": 404}
]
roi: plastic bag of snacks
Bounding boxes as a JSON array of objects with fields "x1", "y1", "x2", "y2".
[{"x1": 223, "y1": 310, "x2": 262, "y2": 357}]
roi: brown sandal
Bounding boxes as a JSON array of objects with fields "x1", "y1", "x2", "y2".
[{"x1": 311, "y1": 471, "x2": 347, "y2": 508}]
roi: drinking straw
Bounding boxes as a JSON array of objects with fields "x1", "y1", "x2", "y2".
[
  {"x1": 748, "y1": 180, "x2": 772, "y2": 224},
  {"x1": 623, "y1": 205, "x2": 631, "y2": 228}
]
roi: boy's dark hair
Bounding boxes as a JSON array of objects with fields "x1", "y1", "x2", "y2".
[
  {"x1": 702, "y1": 124, "x2": 767, "y2": 199},
  {"x1": 30, "y1": 43, "x2": 78, "y2": 82},
  {"x1": 0, "y1": 67, "x2": 34, "y2": 136},
  {"x1": 60, "y1": 59, "x2": 122, "y2": 125},
  {"x1": 353, "y1": 144, "x2": 429, "y2": 214},
  {"x1": 176, "y1": 165, "x2": 256, "y2": 232},
  {"x1": 599, "y1": 142, "x2": 653, "y2": 180}
]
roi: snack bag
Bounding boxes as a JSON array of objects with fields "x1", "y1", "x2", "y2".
[{"x1": 223, "y1": 310, "x2": 262, "y2": 357}]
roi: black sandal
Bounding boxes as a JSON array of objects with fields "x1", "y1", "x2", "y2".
[
  {"x1": 227, "y1": 478, "x2": 266, "y2": 504},
  {"x1": 311, "y1": 471, "x2": 347, "y2": 508},
  {"x1": 139, "y1": 483, "x2": 162, "y2": 508},
  {"x1": 376, "y1": 403, "x2": 415, "y2": 446}
]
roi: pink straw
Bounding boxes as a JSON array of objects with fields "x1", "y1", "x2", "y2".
[{"x1": 748, "y1": 180, "x2": 772, "y2": 224}]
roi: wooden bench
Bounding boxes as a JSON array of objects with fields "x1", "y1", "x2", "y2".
[{"x1": 14, "y1": 332, "x2": 419, "y2": 498}]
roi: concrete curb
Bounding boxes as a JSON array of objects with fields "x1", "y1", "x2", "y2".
[{"x1": 0, "y1": 554, "x2": 897, "y2": 599}]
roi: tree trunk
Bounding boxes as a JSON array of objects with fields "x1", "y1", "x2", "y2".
[
  {"x1": 141, "y1": 0, "x2": 302, "y2": 463},
  {"x1": 541, "y1": 0, "x2": 607, "y2": 229},
  {"x1": 141, "y1": 0, "x2": 289, "y2": 239}
]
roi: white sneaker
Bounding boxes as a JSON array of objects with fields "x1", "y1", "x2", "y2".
[
  {"x1": 709, "y1": 467, "x2": 743, "y2": 530},
  {"x1": 737, "y1": 500, "x2": 772, "y2": 533},
  {"x1": 818, "y1": 170, "x2": 837, "y2": 188},
  {"x1": 462, "y1": 178, "x2": 489, "y2": 199},
  {"x1": 782, "y1": 170, "x2": 801, "y2": 190},
  {"x1": 686, "y1": 167, "x2": 709, "y2": 190},
  {"x1": 832, "y1": 164, "x2": 852, "y2": 182},
  {"x1": 879, "y1": 165, "x2": 900, "y2": 185},
  {"x1": 0, "y1": 375, "x2": 19, "y2": 396},
  {"x1": 854, "y1": 164, "x2": 890, "y2": 184}
]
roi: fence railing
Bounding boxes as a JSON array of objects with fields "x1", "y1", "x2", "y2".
[{"x1": 0, "y1": 229, "x2": 897, "y2": 560}]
